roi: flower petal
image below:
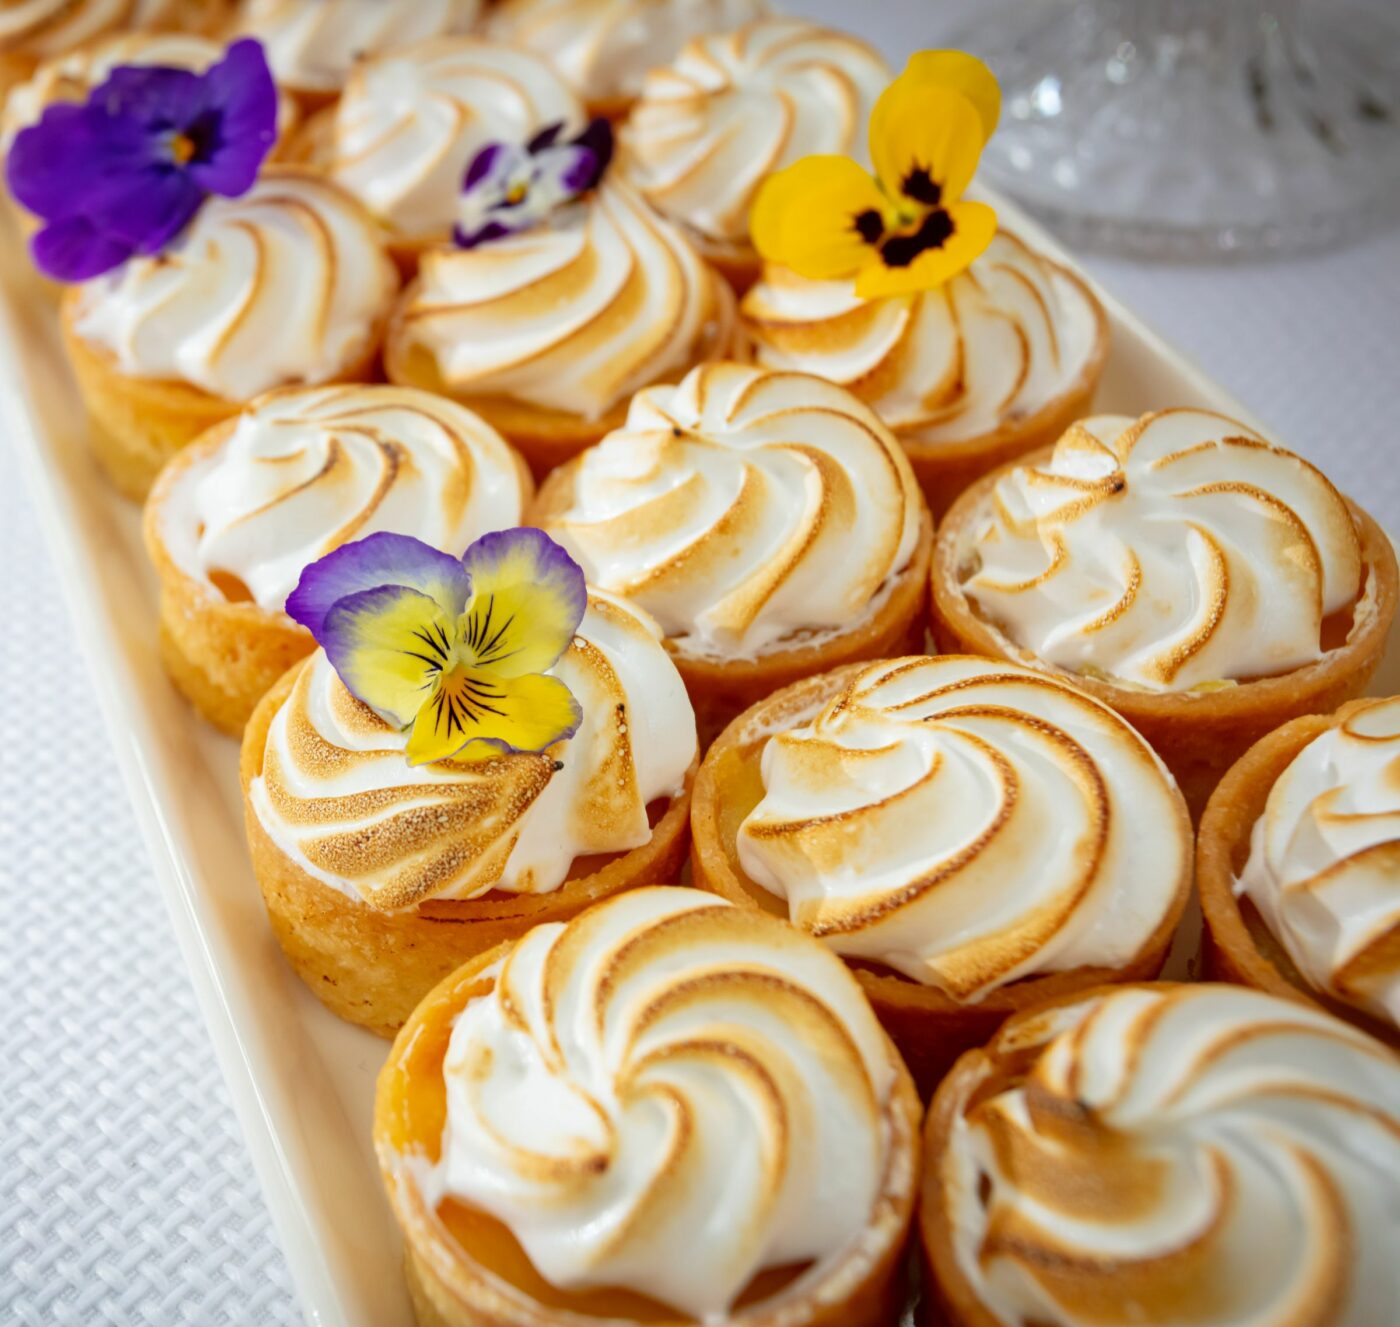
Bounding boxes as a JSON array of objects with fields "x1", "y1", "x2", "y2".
[
  {"x1": 855, "y1": 199, "x2": 997, "y2": 299},
  {"x1": 406, "y1": 667, "x2": 582, "y2": 765},
  {"x1": 190, "y1": 37, "x2": 280, "y2": 191},
  {"x1": 870, "y1": 82, "x2": 987, "y2": 207},
  {"x1": 91, "y1": 63, "x2": 203, "y2": 128},
  {"x1": 321, "y1": 585, "x2": 455, "y2": 727},
  {"x1": 30, "y1": 216, "x2": 134, "y2": 282},
  {"x1": 6, "y1": 103, "x2": 157, "y2": 222},
  {"x1": 186, "y1": 38, "x2": 278, "y2": 198},
  {"x1": 750, "y1": 155, "x2": 887, "y2": 281},
  {"x1": 100, "y1": 168, "x2": 203, "y2": 252},
  {"x1": 901, "y1": 51, "x2": 1001, "y2": 141},
  {"x1": 285, "y1": 531, "x2": 472, "y2": 639},
  {"x1": 457, "y1": 528, "x2": 586, "y2": 677}
]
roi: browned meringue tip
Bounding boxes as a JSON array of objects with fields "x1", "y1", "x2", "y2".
[
  {"x1": 1197, "y1": 703, "x2": 1400, "y2": 1049},
  {"x1": 932, "y1": 449, "x2": 1398, "y2": 819}
]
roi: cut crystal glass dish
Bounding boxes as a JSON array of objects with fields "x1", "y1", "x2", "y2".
[{"x1": 960, "y1": 0, "x2": 1400, "y2": 257}]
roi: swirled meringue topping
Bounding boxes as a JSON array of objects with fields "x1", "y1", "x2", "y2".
[
  {"x1": 941, "y1": 983, "x2": 1400, "y2": 1327},
  {"x1": 957, "y1": 410, "x2": 1365, "y2": 693},
  {"x1": 3, "y1": 32, "x2": 216, "y2": 150},
  {"x1": 421, "y1": 887, "x2": 896, "y2": 1318},
  {"x1": 738, "y1": 656, "x2": 1187, "y2": 998},
  {"x1": 742, "y1": 231, "x2": 1102, "y2": 444},
  {"x1": 1239, "y1": 696, "x2": 1400, "y2": 1030},
  {"x1": 249, "y1": 593, "x2": 697, "y2": 911},
  {"x1": 486, "y1": 0, "x2": 769, "y2": 107},
  {"x1": 539, "y1": 361, "x2": 922, "y2": 658},
  {"x1": 620, "y1": 19, "x2": 888, "y2": 251},
  {"x1": 390, "y1": 179, "x2": 734, "y2": 421},
  {"x1": 156, "y1": 385, "x2": 527, "y2": 614},
  {"x1": 0, "y1": 0, "x2": 215, "y2": 58},
  {"x1": 324, "y1": 38, "x2": 583, "y2": 243},
  {"x1": 71, "y1": 169, "x2": 398, "y2": 401},
  {"x1": 231, "y1": 0, "x2": 480, "y2": 95}
]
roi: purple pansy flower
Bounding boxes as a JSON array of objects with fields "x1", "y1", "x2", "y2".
[
  {"x1": 5, "y1": 38, "x2": 278, "y2": 283},
  {"x1": 286, "y1": 529, "x2": 588, "y2": 766},
  {"x1": 454, "y1": 117, "x2": 613, "y2": 249}
]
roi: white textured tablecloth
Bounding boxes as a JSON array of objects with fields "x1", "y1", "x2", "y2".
[{"x1": 4, "y1": 4, "x2": 1399, "y2": 1324}]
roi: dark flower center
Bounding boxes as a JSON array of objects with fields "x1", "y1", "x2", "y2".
[
  {"x1": 902, "y1": 166, "x2": 942, "y2": 206},
  {"x1": 169, "y1": 111, "x2": 220, "y2": 168},
  {"x1": 880, "y1": 208, "x2": 956, "y2": 267},
  {"x1": 852, "y1": 208, "x2": 885, "y2": 243}
]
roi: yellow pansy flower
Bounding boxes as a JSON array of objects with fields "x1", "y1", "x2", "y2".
[{"x1": 751, "y1": 50, "x2": 1000, "y2": 299}]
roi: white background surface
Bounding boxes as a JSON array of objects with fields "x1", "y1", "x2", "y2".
[{"x1": 4, "y1": 3, "x2": 1399, "y2": 1324}]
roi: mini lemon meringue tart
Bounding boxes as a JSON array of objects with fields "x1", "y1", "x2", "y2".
[
  {"x1": 619, "y1": 18, "x2": 889, "y2": 291},
  {"x1": 229, "y1": 0, "x2": 481, "y2": 112},
  {"x1": 144, "y1": 384, "x2": 532, "y2": 735},
  {"x1": 932, "y1": 409, "x2": 1398, "y2": 816},
  {"x1": 485, "y1": 0, "x2": 770, "y2": 120},
  {"x1": 741, "y1": 50, "x2": 1109, "y2": 518},
  {"x1": 375, "y1": 887, "x2": 921, "y2": 1327},
  {"x1": 286, "y1": 37, "x2": 584, "y2": 273},
  {"x1": 532, "y1": 362, "x2": 933, "y2": 744},
  {"x1": 241, "y1": 528, "x2": 699, "y2": 1035},
  {"x1": 386, "y1": 177, "x2": 735, "y2": 479},
  {"x1": 0, "y1": 0, "x2": 227, "y2": 94},
  {"x1": 1198, "y1": 695, "x2": 1400, "y2": 1047},
  {"x1": 922, "y1": 982, "x2": 1400, "y2": 1327},
  {"x1": 691, "y1": 655, "x2": 1191, "y2": 1096},
  {"x1": 60, "y1": 168, "x2": 400, "y2": 500}
]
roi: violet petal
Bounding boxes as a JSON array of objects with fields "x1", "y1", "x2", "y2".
[
  {"x1": 285, "y1": 531, "x2": 473, "y2": 639},
  {"x1": 31, "y1": 216, "x2": 134, "y2": 282}
]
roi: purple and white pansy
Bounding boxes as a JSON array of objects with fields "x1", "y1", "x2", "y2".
[
  {"x1": 5, "y1": 38, "x2": 278, "y2": 283},
  {"x1": 453, "y1": 118, "x2": 613, "y2": 250}
]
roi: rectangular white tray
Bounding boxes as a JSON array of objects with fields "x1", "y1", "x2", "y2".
[{"x1": 7, "y1": 194, "x2": 1397, "y2": 1327}]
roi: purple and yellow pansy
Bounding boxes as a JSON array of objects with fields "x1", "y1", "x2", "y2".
[
  {"x1": 454, "y1": 117, "x2": 613, "y2": 249},
  {"x1": 751, "y1": 50, "x2": 1001, "y2": 299},
  {"x1": 287, "y1": 529, "x2": 587, "y2": 767},
  {"x1": 5, "y1": 38, "x2": 278, "y2": 283}
]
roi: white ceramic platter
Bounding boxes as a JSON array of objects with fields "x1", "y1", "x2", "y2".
[{"x1": 6, "y1": 194, "x2": 1397, "y2": 1327}]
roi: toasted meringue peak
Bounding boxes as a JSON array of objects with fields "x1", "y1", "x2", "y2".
[
  {"x1": 738, "y1": 656, "x2": 1188, "y2": 998},
  {"x1": 959, "y1": 409, "x2": 1365, "y2": 692},
  {"x1": 325, "y1": 37, "x2": 583, "y2": 243},
  {"x1": 486, "y1": 0, "x2": 769, "y2": 107},
  {"x1": 620, "y1": 18, "x2": 888, "y2": 251},
  {"x1": 72, "y1": 169, "x2": 399, "y2": 402},
  {"x1": 232, "y1": 0, "x2": 481, "y2": 95},
  {"x1": 741, "y1": 230, "x2": 1101, "y2": 445},
  {"x1": 390, "y1": 179, "x2": 735, "y2": 421},
  {"x1": 539, "y1": 361, "x2": 922, "y2": 657},
  {"x1": 1240, "y1": 696, "x2": 1400, "y2": 1029},
  {"x1": 0, "y1": 0, "x2": 218, "y2": 57},
  {"x1": 249, "y1": 593, "x2": 697, "y2": 911},
  {"x1": 423, "y1": 887, "x2": 895, "y2": 1317},
  {"x1": 942, "y1": 984, "x2": 1400, "y2": 1327},
  {"x1": 156, "y1": 385, "x2": 528, "y2": 615}
]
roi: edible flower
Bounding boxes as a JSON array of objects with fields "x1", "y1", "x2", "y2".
[
  {"x1": 454, "y1": 117, "x2": 613, "y2": 249},
  {"x1": 5, "y1": 38, "x2": 277, "y2": 283},
  {"x1": 751, "y1": 50, "x2": 1001, "y2": 299},
  {"x1": 286, "y1": 529, "x2": 587, "y2": 766}
]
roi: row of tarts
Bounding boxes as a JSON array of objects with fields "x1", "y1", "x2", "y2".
[{"x1": 5, "y1": 5, "x2": 1398, "y2": 1327}]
